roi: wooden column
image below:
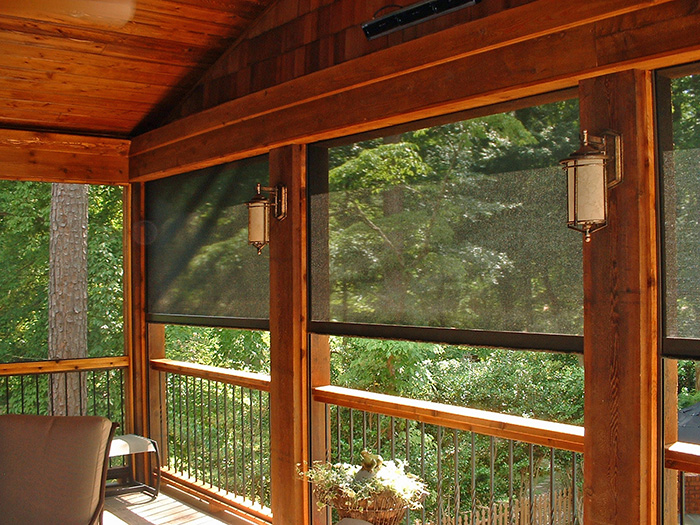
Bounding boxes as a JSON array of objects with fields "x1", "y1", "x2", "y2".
[
  {"x1": 269, "y1": 145, "x2": 309, "y2": 525},
  {"x1": 127, "y1": 182, "x2": 150, "y2": 438},
  {"x1": 581, "y1": 70, "x2": 658, "y2": 524}
]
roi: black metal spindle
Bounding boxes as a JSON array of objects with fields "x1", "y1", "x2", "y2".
[
  {"x1": 390, "y1": 416, "x2": 396, "y2": 460},
  {"x1": 550, "y1": 448, "x2": 555, "y2": 524},
  {"x1": 34, "y1": 374, "x2": 41, "y2": 414},
  {"x1": 529, "y1": 444, "x2": 535, "y2": 525},
  {"x1": 249, "y1": 388, "x2": 255, "y2": 503},
  {"x1": 489, "y1": 436, "x2": 495, "y2": 525},
  {"x1": 508, "y1": 440, "x2": 514, "y2": 525},
  {"x1": 258, "y1": 388, "x2": 264, "y2": 504},
  {"x1": 470, "y1": 432, "x2": 476, "y2": 525},
  {"x1": 363, "y1": 411, "x2": 368, "y2": 451},
  {"x1": 437, "y1": 425, "x2": 443, "y2": 525},
  {"x1": 349, "y1": 408, "x2": 354, "y2": 461},
  {"x1": 454, "y1": 430, "x2": 461, "y2": 524}
]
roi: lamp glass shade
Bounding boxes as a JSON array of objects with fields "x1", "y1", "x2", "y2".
[
  {"x1": 247, "y1": 198, "x2": 269, "y2": 246},
  {"x1": 566, "y1": 157, "x2": 607, "y2": 227}
]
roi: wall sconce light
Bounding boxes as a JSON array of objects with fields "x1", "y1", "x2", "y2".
[
  {"x1": 246, "y1": 183, "x2": 287, "y2": 254},
  {"x1": 560, "y1": 130, "x2": 622, "y2": 242}
]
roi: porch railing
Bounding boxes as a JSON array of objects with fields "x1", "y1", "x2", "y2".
[
  {"x1": 0, "y1": 356, "x2": 127, "y2": 427},
  {"x1": 150, "y1": 358, "x2": 272, "y2": 522},
  {"x1": 313, "y1": 385, "x2": 585, "y2": 525}
]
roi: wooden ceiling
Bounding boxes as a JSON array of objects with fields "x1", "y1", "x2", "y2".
[{"x1": 0, "y1": 0, "x2": 277, "y2": 138}]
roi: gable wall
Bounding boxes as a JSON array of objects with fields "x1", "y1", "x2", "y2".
[{"x1": 164, "y1": 0, "x2": 535, "y2": 123}]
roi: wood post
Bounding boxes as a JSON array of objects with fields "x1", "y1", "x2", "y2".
[
  {"x1": 580, "y1": 70, "x2": 658, "y2": 524},
  {"x1": 269, "y1": 145, "x2": 310, "y2": 525}
]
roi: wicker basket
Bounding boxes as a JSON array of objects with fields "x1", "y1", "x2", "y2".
[{"x1": 332, "y1": 491, "x2": 408, "y2": 525}]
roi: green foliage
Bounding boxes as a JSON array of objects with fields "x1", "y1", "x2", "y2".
[
  {"x1": 165, "y1": 325, "x2": 270, "y2": 373},
  {"x1": 0, "y1": 182, "x2": 123, "y2": 363},
  {"x1": 321, "y1": 98, "x2": 582, "y2": 334}
]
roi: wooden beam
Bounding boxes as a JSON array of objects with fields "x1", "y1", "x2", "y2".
[
  {"x1": 268, "y1": 145, "x2": 309, "y2": 525},
  {"x1": 0, "y1": 356, "x2": 128, "y2": 376},
  {"x1": 128, "y1": 0, "x2": 700, "y2": 181},
  {"x1": 0, "y1": 129, "x2": 129, "y2": 184},
  {"x1": 313, "y1": 385, "x2": 585, "y2": 453},
  {"x1": 581, "y1": 70, "x2": 658, "y2": 524},
  {"x1": 150, "y1": 358, "x2": 271, "y2": 391}
]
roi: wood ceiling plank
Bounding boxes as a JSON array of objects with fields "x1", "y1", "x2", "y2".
[
  {"x1": 0, "y1": 90, "x2": 154, "y2": 113},
  {"x1": 0, "y1": 42, "x2": 201, "y2": 86},
  {"x1": 0, "y1": 102, "x2": 144, "y2": 128},
  {"x1": 0, "y1": 13, "x2": 242, "y2": 48},
  {"x1": 0, "y1": 74, "x2": 182, "y2": 105}
]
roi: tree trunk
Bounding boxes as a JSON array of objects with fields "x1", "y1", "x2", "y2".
[{"x1": 48, "y1": 183, "x2": 89, "y2": 416}]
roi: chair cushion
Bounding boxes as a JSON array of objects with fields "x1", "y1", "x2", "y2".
[{"x1": 0, "y1": 414, "x2": 114, "y2": 525}]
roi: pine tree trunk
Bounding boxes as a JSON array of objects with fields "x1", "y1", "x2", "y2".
[{"x1": 48, "y1": 183, "x2": 89, "y2": 416}]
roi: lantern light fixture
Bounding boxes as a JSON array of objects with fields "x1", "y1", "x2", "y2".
[
  {"x1": 559, "y1": 130, "x2": 622, "y2": 242},
  {"x1": 246, "y1": 183, "x2": 287, "y2": 254}
]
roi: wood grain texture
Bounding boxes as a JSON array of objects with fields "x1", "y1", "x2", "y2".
[
  {"x1": 130, "y1": 0, "x2": 700, "y2": 181},
  {"x1": 581, "y1": 70, "x2": 658, "y2": 525},
  {"x1": 313, "y1": 386, "x2": 585, "y2": 453},
  {"x1": 164, "y1": 0, "x2": 672, "y2": 123},
  {"x1": 0, "y1": 356, "x2": 129, "y2": 376},
  {"x1": 268, "y1": 145, "x2": 309, "y2": 525},
  {"x1": 0, "y1": 129, "x2": 129, "y2": 183},
  {"x1": 0, "y1": 0, "x2": 277, "y2": 135},
  {"x1": 150, "y1": 358, "x2": 271, "y2": 391}
]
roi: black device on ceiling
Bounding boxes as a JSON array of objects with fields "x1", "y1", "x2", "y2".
[{"x1": 361, "y1": 0, "x2": 482, "y2": 40}]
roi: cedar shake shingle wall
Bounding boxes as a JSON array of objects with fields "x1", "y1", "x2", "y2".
[{"x1": 164, "y1": 0, "x2": 536, "y2": 124}]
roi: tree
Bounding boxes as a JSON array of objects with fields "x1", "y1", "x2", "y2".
[{"x1": 49, "y1": 183, "x2": 89, "y2": 415}]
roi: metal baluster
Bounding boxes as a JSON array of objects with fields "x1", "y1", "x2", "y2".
[
  {"x1": 471, "y1": 433, "x2": 476, "y2": 525},
  {"x1": 437, "y1": 425, "x2": 443, "y2": 525},
  {"x1": 377, "y1": 413, "x2": 382, "y2": 455},
  {"x1": 34, "y1": 375, "x2": 41, "y2": 414},
  {"x1": 421, "y1": 422, "x2": 426, "y2": 525},
  {"x1": 223, "y1": 383, "x2": 229, "y2": 493},
  {"x1": 20, "y1": 375, "x2": 25, "y2": 413},
  {"x1": 529, "y1": 444, "x2": 535, "y2": 525},
  {"x1": 259, "y1": 388, "x2": 264, "y2": 504},
  {"x1": 390, "y1": 416, "x2": 396, "y2": 460},
  {"x1": 363, "y1": 411, "x2": 368, "y2": 451},
  {"x1": 215, "y1": 381, "x2": 221, "y2": 490},
  {"x1": 405, "y1": 418, "x2": 411, "y2": 525},
  {"x1": 208, "y1": 379, "x2": 213, "y2": 487},
  {"x1": 550, "y1": 448, "x2": 555, "y2": 524},
  {"x1": 241, "y1": 385, "x2": 246, "y2": 499},
  {"x1": 489, "y1": 436, "x2": 495, "y2": 525},
  {"x1": 4, "y1": 377, "x2": 9, "y2": 413},
  {"x1": 267, "y1": 392, "x2": 272, "y2": 507},
  {"x1": 508, "y1": 440, "x2": 514, "y2": 525},
  {"x1": 335, "y1": 406, "x2": 341, "y2": 462},
  {"x1": 455, "y1": 430, "x2": 461, "y2": 525},
  {"x1": 79, "y1": 371, "x2": 84, "y2": 415},
  {"x1": 349, "y1": 408, "x2": 354, "y2": 461},
  {"x1": 247, "y1": 388, "x2": 253, "y2": 503},
  {"x1": 572, "y1": 452, "x2": 579, "y2": 525},
  {"x1": 186, "y1": 375, "x2": 192, "y2": 477}
]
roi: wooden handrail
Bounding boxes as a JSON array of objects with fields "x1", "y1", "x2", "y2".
[
  {"x1": 150, "y1": 358, "x2": 271, "y2": 392},
  {"x1": 313, "y1": 385, "x2": 584, "y2": 453},
  {"x1": 0, "y1": 356, "x2": 129, "y2": 376},
  {"x1": 666, "y1": 442, "x2": 700, "y2": 474}
]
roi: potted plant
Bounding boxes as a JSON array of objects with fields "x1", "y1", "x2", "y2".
[{"x1": 300, "y1": 450, "x2": 428, "y2": 525}]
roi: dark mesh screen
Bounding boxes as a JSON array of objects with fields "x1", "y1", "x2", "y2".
[
  {"x1": 311, "y1": 99, "x2": 583, "y2": 335},
  {"x1": 146, "y1": 157, "x2": 269, "y2": 320}
]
